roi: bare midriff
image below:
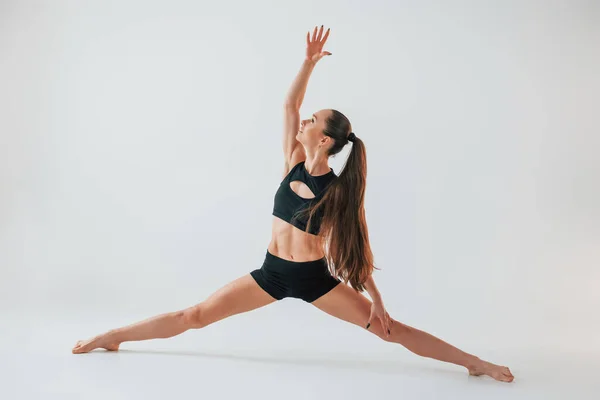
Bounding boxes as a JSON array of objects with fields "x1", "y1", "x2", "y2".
[{"x1": 267, "y1": 215, "x2": 325, "y2": 262}]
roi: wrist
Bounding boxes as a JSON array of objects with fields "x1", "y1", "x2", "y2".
[{"x1": 303, "y1": 58, "x2": 317, "y2": 67}]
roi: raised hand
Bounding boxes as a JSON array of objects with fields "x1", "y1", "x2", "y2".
[{"x1": 306, "y1": 25, "x2": 332, "y2": 63}]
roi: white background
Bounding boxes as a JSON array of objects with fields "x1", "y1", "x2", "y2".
[{"x1": 1, "y1": 0, "x2": 598, "y2": 398}]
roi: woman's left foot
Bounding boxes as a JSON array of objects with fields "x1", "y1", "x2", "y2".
[
  {"x1": 468, "y1": 359, "x2": 514, "y2": 382},
  {"x1": 72, "y1": 334, "x2": 120, "y2": 354}
]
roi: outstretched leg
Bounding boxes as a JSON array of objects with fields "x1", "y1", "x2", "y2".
[
  {"x1": 311, "y1": 283, "x2": 514, "y2": 382},
  {"x1": 72, "y1": 274, "x2": 277, "y2": 354}
]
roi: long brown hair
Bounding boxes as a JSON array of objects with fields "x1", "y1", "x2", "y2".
[{"x1": 297, "y1": 109, "x2": 378, "y2": 292}]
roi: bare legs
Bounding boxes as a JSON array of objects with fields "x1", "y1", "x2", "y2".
[
  {"x1": 72, "y1": 311, "x2": 188, "y2": 353},
  {"x1": 72, "y1": 272, "x2": 514, "y2": 382},
  {"x1": 72, "y1": 274, "x2": 276, "y2": 354},
  {"x1": 311, "y1": 283, "x2": 514, "y2": 382},
  {"x1": 384, "y1": 320, "x2": 514, "y2": 381}
]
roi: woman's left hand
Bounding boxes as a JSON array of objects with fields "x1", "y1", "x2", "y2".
[
  {"x1": 305, "y1": 25, "x2": 332, "y2": 63},
  {"x1": 366, "y1": 298, "x2": 392, "y2": 338}
]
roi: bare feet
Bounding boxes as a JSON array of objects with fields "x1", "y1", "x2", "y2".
[
  {"x1": 467, "y1": 359, "x2": 514, "y2": 382},
  {"x1": 72, "y1": 334, "x2": 120, "y2": 354}
]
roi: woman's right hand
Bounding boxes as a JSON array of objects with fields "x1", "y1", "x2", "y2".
[{"x1": 305, "y1": 25, "x2": 332, "y2": 63}]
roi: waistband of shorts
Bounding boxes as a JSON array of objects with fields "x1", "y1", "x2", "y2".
[{"x1": 265, "y1": 249, "x2": 326, "y2": 266}]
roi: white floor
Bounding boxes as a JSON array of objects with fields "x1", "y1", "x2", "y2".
[{"x1": 2, "y1": 311, "x2": 598, "y2": 399}]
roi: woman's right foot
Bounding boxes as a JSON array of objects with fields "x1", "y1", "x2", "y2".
[
  {"x1": 467, "y1": 358, "x2": 514, "y2": 382},
  {"x1": 72, "y1": 334, "x2": 120, "y2": 354}
]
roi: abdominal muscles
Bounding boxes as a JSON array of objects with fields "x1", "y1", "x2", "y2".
[{"x1": 268, "y1": 216, "x2": 326, "y2": 261}]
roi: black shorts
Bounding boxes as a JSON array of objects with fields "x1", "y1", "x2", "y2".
[{"x1": 250, "y1": 249, "x2": 341, "y2": 303}]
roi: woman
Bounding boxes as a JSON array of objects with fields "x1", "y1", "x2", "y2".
[{"x1": 72, "y1": 26, "x2": 514, "y2": 383}]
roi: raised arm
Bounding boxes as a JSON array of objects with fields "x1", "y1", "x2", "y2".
[{"x1": 282, "y1": 26, "x2": 332, "y2": 175}]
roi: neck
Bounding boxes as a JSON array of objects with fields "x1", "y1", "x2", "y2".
[{"x1": 303, "y1": 150, "x2": 329, "y2": 176}]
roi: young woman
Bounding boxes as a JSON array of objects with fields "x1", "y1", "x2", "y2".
[{"x1": 72, "y1": 26, "x2": 514, "y2": 383}]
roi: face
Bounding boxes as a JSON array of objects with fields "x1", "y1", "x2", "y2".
[{"x1": 296, "y1": 109, "x2": 333, "y2": 149}]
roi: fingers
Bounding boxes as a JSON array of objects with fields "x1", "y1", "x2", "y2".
[
  {"x1": 382, "y1": 314, "x2": 391, "y2": 337},
  {"x1": 380, "y1": 318, "x2": 387, "y2": 337},
  {"x1": 366, "y1": 309, "x2": 393, "y2": 337},
  {"x1": 321, "y1": 27, "x2": 330, "y2": 44},
  {"x1": 317, "y1": 25, "x2": 324, "y2": 41},
  {"x1": 378, "y1": 312, "x2": 390, "y2": 337},
  {"x1": 308, "y1": 26, "x2": 330, "y2": 44},
  {"x1": 387, "y1": 314, "x2": 392, "y2": 336},
  {"x1": 368, "y1": 314, "x2": 390, "y2": 337}
]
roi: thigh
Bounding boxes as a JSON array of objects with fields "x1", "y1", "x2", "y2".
[
  {"x1": 191, "y1": 274, "x2": 277, "y2": 327},
  {"x1": 311, "y1": 282, "x2": 390, "y2": 338}
]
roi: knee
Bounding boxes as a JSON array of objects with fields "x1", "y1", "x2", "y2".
[
  {"x1": 178, "y1": 305, "x2": 207, "y2": 329},
  {"x1": 378, "y1": 318, "x2": 412, "y2": 342}
]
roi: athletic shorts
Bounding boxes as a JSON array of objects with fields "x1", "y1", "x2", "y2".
[{"x1": 250, "y1": 249, "x2": 341, "y2": 303}]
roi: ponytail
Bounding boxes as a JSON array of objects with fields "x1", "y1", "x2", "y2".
[{"x1": 298, "y1": 125, "x2": 377, "y2": 292}]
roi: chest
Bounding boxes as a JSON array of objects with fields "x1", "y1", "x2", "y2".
[
  {"x1": 273, "y1": 161, "x2": 336, "y2": 215},
  {"x1": 273, "y1": 179, "x2": 320, "y2": 212}
]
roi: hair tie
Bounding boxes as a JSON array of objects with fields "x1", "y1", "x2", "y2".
[{"x1": 347, "y1": 132, "x2": 356, "y2": 143}]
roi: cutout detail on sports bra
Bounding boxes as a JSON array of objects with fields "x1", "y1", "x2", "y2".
[
  {"x1": 289, "y1": 180, "x2": 316, "y2": 200},
  {"x1": 272, "y1": 161, "x2": 337, "y2": 235}
]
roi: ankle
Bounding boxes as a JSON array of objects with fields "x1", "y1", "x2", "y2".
[
  {"x1": 465, "y1": 356, "x2": 483, "y2": 370},
  {"x1": 105, "y1": 329, "x2": 122, "y2": 344}
]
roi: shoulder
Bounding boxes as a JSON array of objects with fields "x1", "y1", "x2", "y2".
[
  {"x1": 288, "y1": 145, "x2": 306, "y2": 169},
  {"x1": 283, "y1": 145, "x2": 306, "y2": 177}
]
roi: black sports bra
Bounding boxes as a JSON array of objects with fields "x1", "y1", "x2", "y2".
[{"x1": 272, "y1": 161, "x2": 337, "y2": 235}]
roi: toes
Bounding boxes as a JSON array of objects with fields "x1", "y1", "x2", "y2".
[
  {"x1": 72, "y1": 340, "x2": 89, "y2": 354},
  {"x1": 501, "y1": 368, "x2": 514, "y2": 382}
]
